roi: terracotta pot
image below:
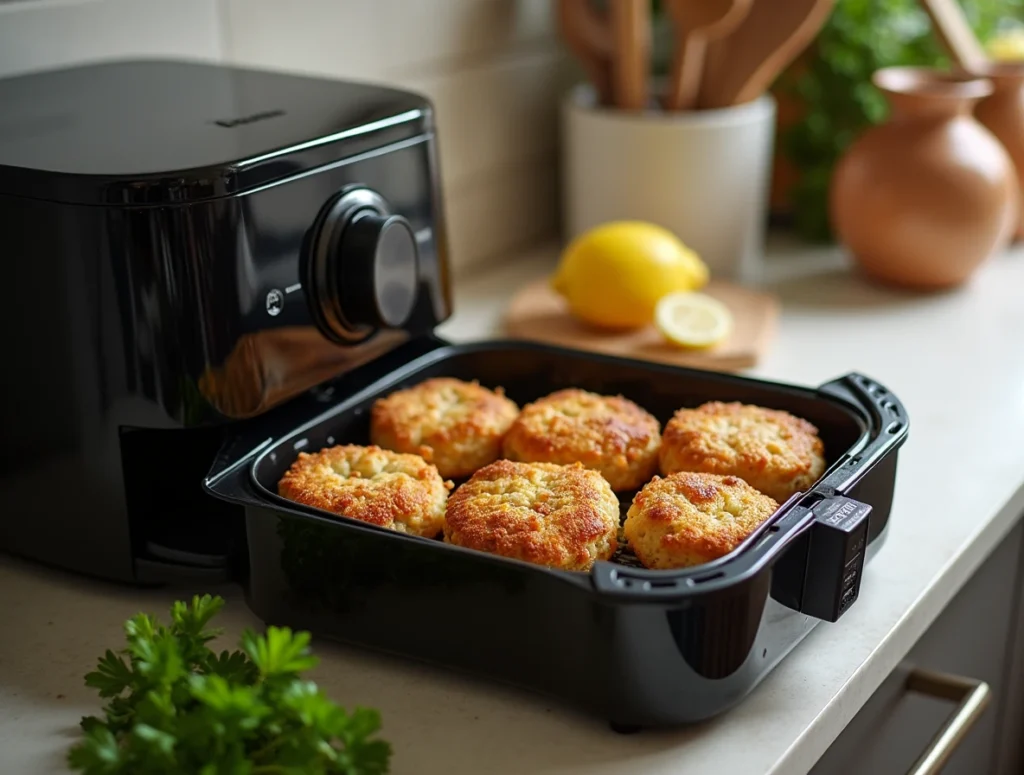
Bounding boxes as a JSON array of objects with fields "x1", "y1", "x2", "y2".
[
  {"x1": 973, "y1": 63, "x2": 1024, "y2": 239},
  {"x1": 830, "y1": 66, "x2": 1019, "y2": 290}
]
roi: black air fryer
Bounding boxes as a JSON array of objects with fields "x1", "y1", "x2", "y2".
[
  {"x1": 0, "y1": 59, "x2": 908, "y2": 729},
  {"x1": 0, "y1": 59, "x2": 452, "y2": 583}
]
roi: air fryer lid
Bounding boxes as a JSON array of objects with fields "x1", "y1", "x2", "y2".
[{"x1": 0, "y1": 59, "x2": 432, "y2": 205}]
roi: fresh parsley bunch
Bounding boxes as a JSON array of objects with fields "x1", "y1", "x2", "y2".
[{"x1": 67, "y1": 594, "x2": 391, "y2": 774}]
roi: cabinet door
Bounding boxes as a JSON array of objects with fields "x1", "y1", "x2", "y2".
[
  {"x1": 810, "y1": 520, "x2": 1024, "y2": 775},
  {"x1": 994, "y1": 527, "x2": 1024, "y2": 774}
]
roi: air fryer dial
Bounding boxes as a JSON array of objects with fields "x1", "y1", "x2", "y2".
[{"x1": 308, "y1": 187, "x2": 420, "y2": 343}]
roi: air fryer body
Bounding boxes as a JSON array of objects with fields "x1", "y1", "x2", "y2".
[{"x1": 0, "y1": 60, "x2": 452, "y2": 582}]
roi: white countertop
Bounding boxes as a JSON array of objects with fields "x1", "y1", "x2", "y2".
[{"x1": 5, "y1": 234, "x2": 1024, "y2": 775}]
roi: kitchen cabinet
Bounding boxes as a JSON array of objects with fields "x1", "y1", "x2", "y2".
[{"x1": 810, "y1": 519, "x2": 1024, "y2": 774}]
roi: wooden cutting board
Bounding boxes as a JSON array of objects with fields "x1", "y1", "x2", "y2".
[{"x1": 503, "y1": 279, "x2": 779, "y2": 372}]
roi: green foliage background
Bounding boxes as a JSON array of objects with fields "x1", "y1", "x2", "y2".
[{"x1": 774, "y1": 0, "x2": 1024, "y2": 242}]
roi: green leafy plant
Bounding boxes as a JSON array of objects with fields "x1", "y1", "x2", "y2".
[
  {"x1": 775, "y1": 0, "x2": 1023, "y2": 242},
  {"x1": 68, "y1": 595, "x2": 391, "y2": 775}
]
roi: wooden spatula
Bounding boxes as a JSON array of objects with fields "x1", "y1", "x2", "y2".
[
  {"x1": 697, "y1": 0, "x2": 835, "y2": 109},
  {"x1": 662, "y1": 0, "x2": 752, "y2": 111},
  {"x1": 918, "y1": 0, "x2": 989, "y2": 74}
]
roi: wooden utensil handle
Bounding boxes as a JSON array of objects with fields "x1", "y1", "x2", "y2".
[
  {"x1": 610, "y1": 0, "x2": 649, "y2": 111},
  {"x1": 557, "y1": 0, "x2": 613, "y2": 105},
  {"x1": 663, "y1": 33, "x2": 707, "y2": 111},
  {"x1": 697, "y1": 0, "x2": 835, "y2": 109},
  {"x1": 918, "y1": 0, "x2": 989, "y2": 73},
  {"x1": 577, "y1": 0, "x2": 611, "y2": 53}
]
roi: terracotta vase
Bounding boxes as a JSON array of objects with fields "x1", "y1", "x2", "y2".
[
  {"x1": 973, "y1": 63, "x2": 1024, "y2": 240},
  {"x1": 830, "y1": 67, "x2": 1019, "y2": 290}
]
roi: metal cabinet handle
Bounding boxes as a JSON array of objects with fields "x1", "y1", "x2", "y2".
[{"x1": 904, "y1": 667, "x2": 991, "y2": 775}]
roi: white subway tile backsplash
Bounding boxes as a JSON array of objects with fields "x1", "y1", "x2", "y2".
[
  {"x1": 220, "y1": 0, "x2": 383, "y2": 80},
  {"x1": 444, "y1": 155, "x2": 559, "y2": 274},
  {"x1": 400, "y1": 49, "x2": 573, "y2": 190},
  {"x1": 0, "y1": 0, "x2": 224, "y2": 78},
  {"x1": 369, "y1": 0, "x2": 555, "y2": 75},
  {"x1": 222, "y1": 0, "x2": 556, "y2": 79}
]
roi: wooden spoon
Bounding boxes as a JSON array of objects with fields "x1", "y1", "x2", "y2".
[
  {"x1": 556, "y1": 0, "x2": 614, "y2": 105},
  {"x1": 609, "y1": 0, "x2": 650, "y2": 110},
  {"x1": 662, "y1": 0, "x2": 752, "y2": 111},
  {"x1": 918, "y1": 0, "x2": 989, "y2": 74},
  {"x1": 697, "y1": 0, "x2": 835, "y2": 109}
]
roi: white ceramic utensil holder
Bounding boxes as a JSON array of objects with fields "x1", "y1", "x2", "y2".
[{"x1": 561, "y1": 83, "x2": 776, "y2": 284}]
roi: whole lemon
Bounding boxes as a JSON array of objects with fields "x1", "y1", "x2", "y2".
[{"x1": 551, "y1": 221, "x2": 709, "y2": 329}]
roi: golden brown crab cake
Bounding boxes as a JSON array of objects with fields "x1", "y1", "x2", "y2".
[
  {"x1": 624, "y1": 472, "x2": 779, "y2": 569},
  {"x1": 659, "y1": 401, "x2": 826, "y2": 502},
  {"x1": 443, "y1": 460, "x2": 620, "y2": 571},
  {"x1": 277, "y1": 444, "x2": 451, "y2": 538},
  {"x1": 370, "y1": 377, "x2": 520, "y2": 480},
  {"x1": 500, "y1": 388, "x2": 661, "y2": 491}
]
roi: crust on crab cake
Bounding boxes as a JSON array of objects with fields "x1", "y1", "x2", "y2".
[
  {"x1": 370, "y1": 377, "x2": 520, "y2": 479},
  {"x1": 443, "y1": 460, "x2": 620, "y2": 571},
  {"x1": 277, "y1": 444, "x2": 451, "y2": 537},
  {"x1": 500, "y1": 388, "x2": 661, "y2": 491},
  {"x1": 624, "y1": 471, "x2": 779, "y2": 569},
  {"x1": 659, "y1": 401, "x2": 826, "y2": 502}
]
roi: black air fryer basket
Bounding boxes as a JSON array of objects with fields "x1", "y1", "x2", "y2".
[{"x1": 206, "y1": 336, "x2": 907, "y2": 728}]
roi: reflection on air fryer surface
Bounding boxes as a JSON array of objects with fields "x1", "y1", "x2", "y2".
[
  {"x1": 275, "y1": 375, "x2": 828, "y2": 572},
  {"x1": 197, "y1": 326, "x2": 406, "y2": 419}
]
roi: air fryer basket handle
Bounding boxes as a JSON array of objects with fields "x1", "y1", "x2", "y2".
[
  {"x1": 591, "y1": 501, "x2": 818, "y2": 600},
  {"x1": 203, "y1": 435, "x2": 271, "y2": 509},
  {"x1": 816, "y1": 372, "x2": 908, "y2": 496}
]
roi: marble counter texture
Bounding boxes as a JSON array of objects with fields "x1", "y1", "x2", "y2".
[{"x1": 4, "y1": 235, "x2": 1024, "y2": 775}]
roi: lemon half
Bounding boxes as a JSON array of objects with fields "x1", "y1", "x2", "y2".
[{"x1": 655, "y1": 292, "x2": 733, "y2": 349}]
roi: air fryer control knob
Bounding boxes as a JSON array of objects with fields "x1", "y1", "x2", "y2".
[
  {"x1": 339, "y1": 210, "x2": 418, "y2": 329},
  {"x1": 308, "y1": 187, "x2": 420, "y2": 342}
]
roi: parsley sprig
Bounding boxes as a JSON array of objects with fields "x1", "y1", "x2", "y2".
[{"x1": 68, "y1": 594, "x2": 391, "y2": 774}]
